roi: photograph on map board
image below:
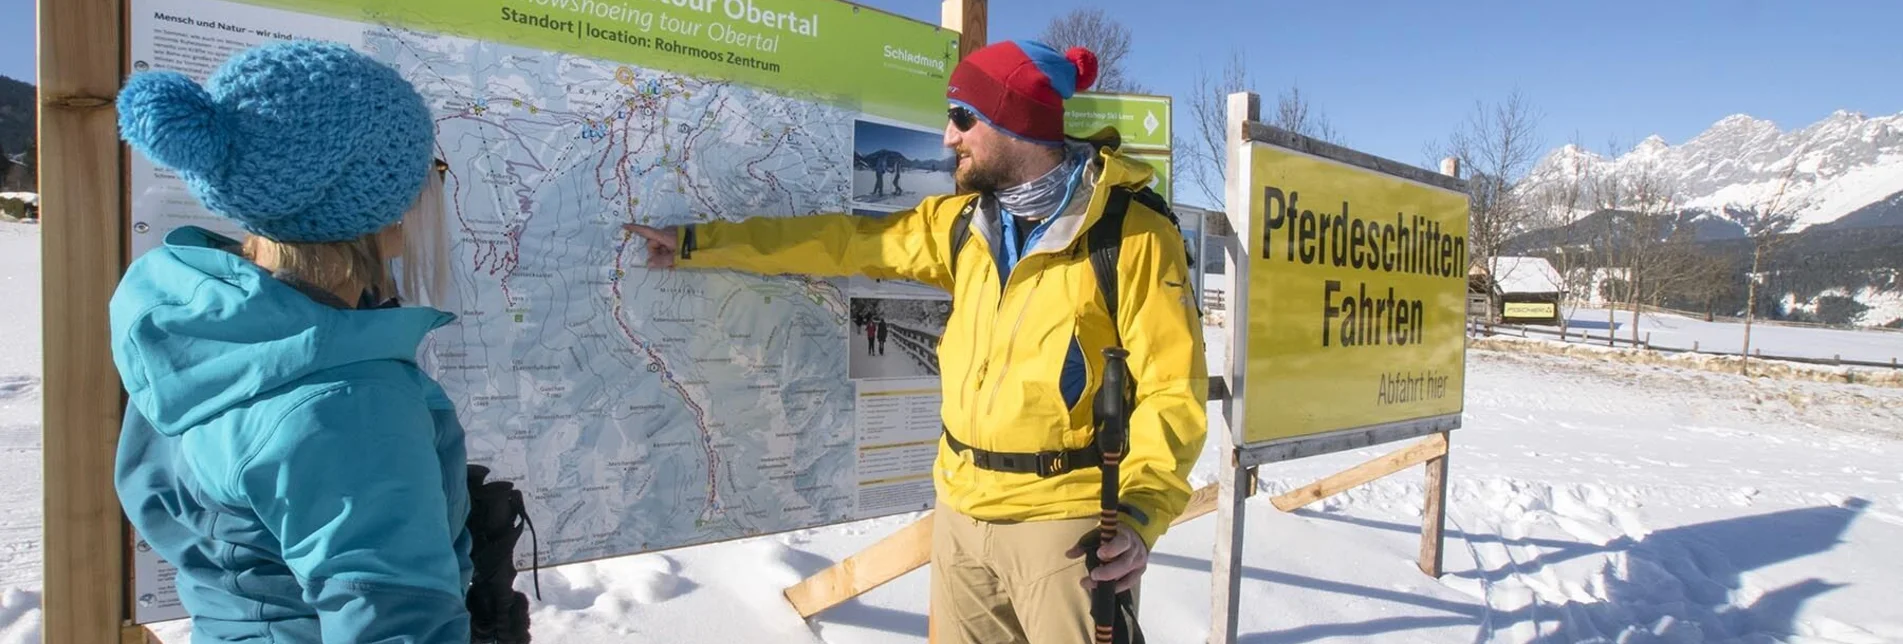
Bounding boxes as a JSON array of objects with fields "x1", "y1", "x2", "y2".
[
  {"x1": 853, "y1": 119, "x2": 954, "y2": 211},
  {"x1": 848, "y1": 297, "x2": 950, "y2": 380}
]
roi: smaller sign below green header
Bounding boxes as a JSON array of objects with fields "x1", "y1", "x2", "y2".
[
  {"x1": 1127, "y1": 151, "x2": 1171, "y2": 203},
  {"x1": 1065, "y1": 92, "x2": 1171, "y2": 150}
]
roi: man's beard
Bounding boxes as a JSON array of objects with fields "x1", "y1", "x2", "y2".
[{"x1": 955, "y1": 156, "x2": 1014, "y2": 195}]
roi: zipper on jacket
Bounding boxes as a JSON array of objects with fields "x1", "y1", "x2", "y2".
[
  {"x1": 983, "y1": 270, "x2": 1046, "y2": 416},
  {"x1": 962, "y1": 190, "x2": 1092, "y2": 440},
  {"x1": 959, "y1": 239, "x2": 998, "y2": 427}
]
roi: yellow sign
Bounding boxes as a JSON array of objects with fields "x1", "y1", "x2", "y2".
[
  {"x1": 1242, "y1": 142, "x2": 1469, "y2": 445},
  {"x1": 1503, "y1": 302, "x2": 1556, "y2": 318}
]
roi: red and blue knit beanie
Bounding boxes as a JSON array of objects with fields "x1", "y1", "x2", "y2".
[{"x1": 947, "y1": 40, "x2": 1099, "y2": 145}]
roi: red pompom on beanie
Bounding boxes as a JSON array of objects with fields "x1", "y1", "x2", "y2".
[{"x1": 947, "y1": 40, "x2": 1097, "y2": 144}]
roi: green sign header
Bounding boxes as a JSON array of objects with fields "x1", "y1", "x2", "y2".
[{"x1": 246, "y1": 0, "x2": 960, "y2": 124}]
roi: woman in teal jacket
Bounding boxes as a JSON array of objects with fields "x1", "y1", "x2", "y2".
[{"x1": 110, "y1": 41, "x2": 472, "y2": 642}]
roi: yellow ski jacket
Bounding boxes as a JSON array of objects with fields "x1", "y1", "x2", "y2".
[{"x1": 677, "y1": 143, "x2": 1207, "y2": 547}]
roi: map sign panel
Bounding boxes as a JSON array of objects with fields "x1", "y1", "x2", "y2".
[{"x1": 125, "y1": 0, "x2": 957, "y2": 623}]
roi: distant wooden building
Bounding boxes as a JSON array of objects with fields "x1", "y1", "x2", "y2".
[{"x1": 1469, "y1": 257, "x2": 1565, "y2": 325}]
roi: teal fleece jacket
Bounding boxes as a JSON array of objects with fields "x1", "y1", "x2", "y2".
[{"x1": 111, "y1": 226, "x2": 473, "y2": 643}]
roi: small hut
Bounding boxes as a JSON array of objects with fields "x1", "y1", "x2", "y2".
[{"x1": 1471, "y1": 257, "x2": 1564, "y2": 325}]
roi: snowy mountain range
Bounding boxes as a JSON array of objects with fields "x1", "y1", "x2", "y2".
[{"x1": 1522, "y1": 110, "x2": 1903, "y2": 233}]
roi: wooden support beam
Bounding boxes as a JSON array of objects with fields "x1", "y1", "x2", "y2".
[
  {"x1": 1419, "y1": 432, "x2": 1452, "y2": 578},
  {"x1": 40, "y1": 0, "x2": 131, "y2": 642},
  {"x1": 941, "y1": 0, "x2": 987, "y2": 59},
  {"x1": 789, "y1": 476, "x2": 1252, "y2": 623},
  {"x1": 785, "y1": 511, "x2": 935, "y2": 618},
  {"x1": 1270, "y1": 433, "x2": 1448, "y2": 513}
]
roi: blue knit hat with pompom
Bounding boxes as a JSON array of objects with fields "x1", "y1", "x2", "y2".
[{"x1": 118, "y1": 40, "x2": 435, "y2": 243}]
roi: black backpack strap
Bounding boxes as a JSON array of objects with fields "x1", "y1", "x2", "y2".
[
  {"x1": 1089, "y1": 188, "x2": 1133, "y2": 347},
  {"x1": 947, "y1": 197, "x2": 978, "y2": 284}
]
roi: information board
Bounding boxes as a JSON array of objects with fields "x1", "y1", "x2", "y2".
[
  {"x1": 1238, "y1": 140, "x2": 1469, "y2": 446},
  {"x1": 1064, "y1": 92, "x2": 1171, "y2": 150},
  {"x1": 125, "y1": 0, "x2": 958, "y2": 623},
  {"x1": 1064, "y1": 91, "x2": 1171, "y2": 200}
]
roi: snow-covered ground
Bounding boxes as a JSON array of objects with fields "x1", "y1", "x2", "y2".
[
  {"x1": 853, "y1": 169, "x2": 956, "y2": 211},
  {"x1": 0, "y1": 223, "x2": 42, "y2": 643},
  {"x1": 1561, "y1": 307, "x2": 1903, "y2": 364},
  {"x1": 6, "y1": 220, "x2": 1902, "y2": 643}
]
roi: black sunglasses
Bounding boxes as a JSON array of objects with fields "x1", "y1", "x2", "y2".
[{"x1": 948, "y1": 106, "x2": 977, "y2": 132}]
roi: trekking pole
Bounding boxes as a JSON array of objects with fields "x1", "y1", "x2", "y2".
[{"x1": 1091, "y1": 347, "x2": 1131, "y2": 644}]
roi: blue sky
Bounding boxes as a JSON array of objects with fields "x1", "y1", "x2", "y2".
[
  {"x1": 1, "y1": 0, "x2": 27, "y2": 85},
  {"x1": 865, "y1": 0, "x2": 1903, "y2": 200},
  {"x1": 8, "y1": 0, "x2": 1900, "y2": 204}
]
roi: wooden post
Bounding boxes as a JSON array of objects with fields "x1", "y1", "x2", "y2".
[
  {"x1": 927, "y1": 5, "x2": 984, "y2": 641},
  {"x1": 941, "y1": 0, "x2": 986, "y2": 59},
  {"x1": 41, "y1": 0, "x2": 132, "y2": 642},
  {"x1": 1419, "y1": 437, "x2": 1451, "y2": 577},
  {"x1": 1209, "y1": 91, "x2": 1259, "y2": 644},
  {"x1": 1211, "y1": 448, "x2": 1250, "y2": 644},
  {"x1": 1416, "y1": 156, "x2": 1461, "y2": 580}
]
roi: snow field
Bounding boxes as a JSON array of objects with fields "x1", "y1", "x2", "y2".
[{"x1": 4, "y1": 222, "x2": 1901, "y2": 643}]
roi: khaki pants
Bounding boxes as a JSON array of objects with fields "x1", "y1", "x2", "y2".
[{"x1": 930, "y1": 509, "x2": 1138, "y2": 644}]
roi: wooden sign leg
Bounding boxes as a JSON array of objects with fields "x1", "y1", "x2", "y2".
[
  {"x1": 783, "y1": 512, "x2": 934, "y2": 619},
  {"x1": 1208, "y1": 449, "x2": 1247, "y2": 644},
  {"x1": 41, "y1": 0, "x2": 133, "y2": 642},
  {"x1": 1418, "y1": 431, "x2": 1451, "y2": 577}
]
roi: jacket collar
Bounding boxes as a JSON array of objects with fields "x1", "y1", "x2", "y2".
[{"x1": 970, "y1": 136, "x2": 1158, "y2": 262}]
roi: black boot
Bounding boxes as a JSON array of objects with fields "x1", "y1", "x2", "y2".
[{"x1": 466, "y1": 465, "x2": 538, "y2": 644}]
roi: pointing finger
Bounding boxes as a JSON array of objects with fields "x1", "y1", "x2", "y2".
[{"x1": 624, "y1": 224, "x2": 675, "y2": 247}]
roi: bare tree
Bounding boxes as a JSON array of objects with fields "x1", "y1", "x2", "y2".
[
  {"x1": 1585, "y1": 135, "x2": 1636, "y2": 343},
  {"x1": 1612, "y1": 155, "x2": 1683, "y2": 345},
  {"x1": 1038, "y1": 8, "x2": 1143, "y2": 93},
  {"x1": 1528, "y1": 132, "x2": 1594, "y2": 333},
  {"x1": 1273, "y1": 84, "x2": 1341, "y2": 144},
  {"x1": 1179, "y1": 50, "x2": 1249, "y2": 208},
  {"x1": 1658, "y1": 235, "x2": 1735, "y2": 321},
  {"x1": 1725, "y1": 147, "x2": 1806, "y2": 365},
  {"x1": 1426, "y1": 89, "x2": 1544, "y2": 316},
  {"x1": 1179, "y1": 51, "x2": 1342, "y2": 210},
  {"x1": 19, "y1": 137, "x2": 34, "y2": 191}
]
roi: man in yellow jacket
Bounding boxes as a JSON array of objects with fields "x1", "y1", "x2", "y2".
[{"x1": 629, "y1": 40, "x2": 1206, "y2": 643}]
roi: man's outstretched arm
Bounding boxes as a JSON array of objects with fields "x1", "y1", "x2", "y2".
[{"x1": 625, "y1": 195, "x2": 968, "y2": 290}]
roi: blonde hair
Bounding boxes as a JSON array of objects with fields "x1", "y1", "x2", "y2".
[
  {"x1": 242, "y1": 166, "x2": 450, "y2": 307},
  {"x1": 398, "y1": 164, "x2": 451, "y2": 308},
  {"x1": 242, "y1": 231, "x2": 388, "y2": 305}
]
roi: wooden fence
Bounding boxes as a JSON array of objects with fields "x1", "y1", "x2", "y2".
[{"x1": 1467, "y1": 320, "x2": 1903, "y2": 370}]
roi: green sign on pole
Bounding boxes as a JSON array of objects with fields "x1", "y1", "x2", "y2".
[
  {"x1": 1067, "y1": 92, "x2": 1172, "y2": 203},
  {"x1": 1128, "y1": 151, "x2": 1171, "y2": 202},
  {"x1": 1065, "y1": 91, "x2": 1171, "y2": 150}
]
